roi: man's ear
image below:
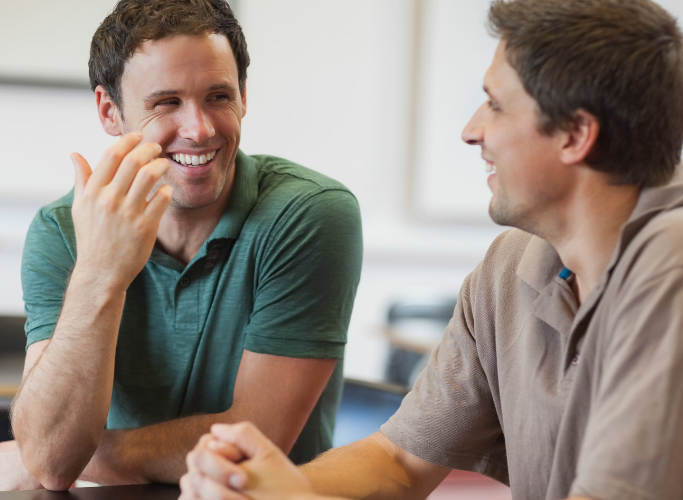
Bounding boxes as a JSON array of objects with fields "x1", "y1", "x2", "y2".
[
  {"x1": 559, "y1": 109, "x2": 599, "y2": 165},
  {"x1": 240, "y1": 83, "x2": 247, "y2": 118},
  {"x1": 95, "y1": 85, "x2": 124, "y2": 136}
]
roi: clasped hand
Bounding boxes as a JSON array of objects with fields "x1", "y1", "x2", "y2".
[
  {"x1": 70, "y1": 132, "x2": 173, "y2": 293},
  {"x1": 181, "y1": 422, "x2": 319, "y2": 500}
]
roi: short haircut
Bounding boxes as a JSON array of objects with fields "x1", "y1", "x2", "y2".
[
  {"x1": 89, "y1": 0, "x2": 249, "y2": 114},
  {"x1": 488, "y1": 0, "x2": 683, "y2": 187}
]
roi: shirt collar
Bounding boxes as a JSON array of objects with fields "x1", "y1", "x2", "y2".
[
  {"x1": 516, "y1": 235, "x2": 563, "y2": 292},
  {"x1": 203, "y1": 149, "x2": 259, "y2": 244},
  {"x1": 149, "y1": 150, "x2": 259, "y2": 271}
]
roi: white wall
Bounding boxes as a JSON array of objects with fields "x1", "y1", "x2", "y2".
[{"x1": 4, "y1": 0, "x2": 678, "y2": 379}]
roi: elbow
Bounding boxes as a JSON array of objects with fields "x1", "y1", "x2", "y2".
[
  {"x1": 18, "y1": 436, "x2": 99, "y2": 491},
  {"x1": 22, "y1": 449, "x2": 79, "y2": 491},
  {"x1": 35, "y1": 473, "x2": 74, "y2": 492}
]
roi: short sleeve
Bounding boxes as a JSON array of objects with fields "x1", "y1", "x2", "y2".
[
  {"x1": 243, "y1": 189, "x2": 362, "y2": 359},
  {"x1": 380, "y1": 267, "x2": 508, "y2": 484},
  {"x1": 570, "y1": 266, "x2": 683, "y2": 500},
  {"x1": 21, "y1": 204, "x2": 76, "y2": 348}
]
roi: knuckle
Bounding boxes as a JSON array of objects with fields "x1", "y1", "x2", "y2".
[
  {"x1": 97, "y1": 194, "x2": 117, "y2": 213},
  {"x1": 102, "y1": 148, "x2": 123, "y2": 163},
  {"x1": 136, "y1": 167, "x2": 155, "y2": 184}
]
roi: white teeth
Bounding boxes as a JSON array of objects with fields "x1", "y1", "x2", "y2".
[
  {"x1": 485, "y1": 162, "x2": 496, "y2": 174},
  {"x1": 171, "y1": 150, "x2": 217, "y2": 167}
]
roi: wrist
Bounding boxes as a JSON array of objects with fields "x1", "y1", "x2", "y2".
[{"x1": 70, "y1": 263, "x2": 129, "y2": 297}]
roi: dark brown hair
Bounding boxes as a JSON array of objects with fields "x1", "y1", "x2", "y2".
[
  {"x1": 89, "y1": 0, "x2": 249, "y2": 113},
  {"x1": 489, "y1": 0, "x2": 683, "y2": 187}
]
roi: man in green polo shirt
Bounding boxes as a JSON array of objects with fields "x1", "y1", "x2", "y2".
[{"x1": 2, "y1": 0, "x2": 362, "y2": 491}]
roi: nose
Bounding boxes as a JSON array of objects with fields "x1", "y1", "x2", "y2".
[
  {"x1": 462, "y1": 102, "x2": 486, "y2": 146},
  {"x1": 178, "y1": 103, "x2": 215, "y2": 144}
]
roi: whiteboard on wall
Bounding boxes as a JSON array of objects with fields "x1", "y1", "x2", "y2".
[{"x1": 411, "y1": 0, "x2": 683, "y2": 223}]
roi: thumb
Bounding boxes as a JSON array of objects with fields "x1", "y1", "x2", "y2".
[{"x1": 71, "y1": 153, "x2": 92, "y2": 199}]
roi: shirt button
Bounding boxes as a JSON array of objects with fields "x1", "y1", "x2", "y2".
[
  {"x1": 571, "y1": 353, "x2": 580, "y2": 366},
  {"x1": 179, "y1": 276, "x2": 191, "y2": 288}
]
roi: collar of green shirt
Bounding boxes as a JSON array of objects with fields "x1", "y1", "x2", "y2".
[{"x1": 149, "y1": 149, "x2": 259, "y2": 270}]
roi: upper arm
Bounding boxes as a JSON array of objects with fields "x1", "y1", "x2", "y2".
[
  {"x1": 243, "y1": 189, "x2": 362, "y2": 359},
  {"x1": 22, "y1": 202, "x2": 75, "y2": 349},
  {"x1": 228, "y1": 350, "x2": 337, "y2": 453},
  {"x1": 230, "y1": 191, "x2": 361, "y2": 454},
  {"x1": 380, "y1": 269, "x2": 507, "y2": 479}
]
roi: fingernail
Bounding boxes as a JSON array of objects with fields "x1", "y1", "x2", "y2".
[{"x1": 229, "y1": 474, "x2": 243, "y2": 489}]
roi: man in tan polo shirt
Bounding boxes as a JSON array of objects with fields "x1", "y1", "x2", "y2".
[{"x1": 178, "y1": 0, "x2": 683, "y2": 499}]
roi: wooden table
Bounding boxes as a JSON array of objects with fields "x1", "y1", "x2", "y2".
[{"x1": 0, "y1": 485, "x2": 180, "y2": 499}]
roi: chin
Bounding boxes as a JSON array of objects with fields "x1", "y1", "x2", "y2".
[{"x1": 170, "y1": 191, "x2": 222, "y2": 210}]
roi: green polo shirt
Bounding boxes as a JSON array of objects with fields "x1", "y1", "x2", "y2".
[{"x1": 21, "y1": 151, "x2": 363, "y2": 464}]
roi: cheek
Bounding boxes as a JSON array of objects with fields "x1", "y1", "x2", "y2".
[{"x1": 141, "y1": 115, "x2": 179, "y2": 145}]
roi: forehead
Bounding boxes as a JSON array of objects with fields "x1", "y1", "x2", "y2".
[
  {"x1": 484, "y1": 41, "x2": 539, "y2": 111},
  {"x1": 120, "y1": 33, "x2": 238, "y2": 93}
]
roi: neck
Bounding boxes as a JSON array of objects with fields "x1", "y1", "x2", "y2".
[
  {"x1": 542, "y1": 175, "x2": 640, "y2": 304},
  {"x1": 155, "y1": 176, "x2": 234, "y2": 267}
]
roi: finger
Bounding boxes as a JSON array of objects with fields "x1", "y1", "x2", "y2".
[
  {"x1": 125, "y1": 158, "x2": 171, "y2": 211},
  {"x1": 71, "y1": 153, "x2": 92, "y2": 201},
  {"x1": 108, "y1": 142, "x2": 163, "y2": 196},
  {"x1": 207, "y1": 438, "x2": 246, "y2": 463},
  {"x1": 189, "y1": 470, "x2": 250, "y2": 500},
  {"x1": 187, "y1": 447, "x2": 244, "y2": 487},
  {"x1": 144, "y1": 184, "x2": 173, "y2": 220},
  {"x1": 211, "y1": 422, "x2": 277, "y2": 460},
  {"x1": 179, "y1": 473, "x2": 200, "y2": 500},
  {"x1": 187, "y1": 435, "x2": 214, "y2": 472},
  {"x1": 88, "y1": 132, "x2": 143, "y2": 189}
]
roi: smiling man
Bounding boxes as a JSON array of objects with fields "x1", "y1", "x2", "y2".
[
  {"x1": 3, "y1": 0, "x2": 362, "y2": 491},
  {"x1": 180, "y1": 0, "x2": 683, "y2": 499}
]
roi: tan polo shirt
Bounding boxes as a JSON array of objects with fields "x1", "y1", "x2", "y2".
[{"x1": 381, "y1": 183, "x2": 683, "y2": 500}]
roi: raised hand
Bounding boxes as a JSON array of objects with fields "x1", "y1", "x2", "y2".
[{"x1": 70, "y1": 132, "x2": 173, "y2": 293}]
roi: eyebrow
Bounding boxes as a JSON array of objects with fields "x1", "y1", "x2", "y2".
[{"x1": 142, "y1": 83, "x2": 238, "y2": 105}]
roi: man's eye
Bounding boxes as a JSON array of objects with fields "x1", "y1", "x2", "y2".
[
  {"x1": 487, "y1": 99, "x2": 500, "y2": 111},
  {"x1": 210, "y1": 94, "x2": 230, "y2": 102},
  {"x1": 157, "y1": 99, "x2": 179, "y2": 106}
]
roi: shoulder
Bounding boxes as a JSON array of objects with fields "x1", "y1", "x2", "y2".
[
  {"x1": 251, "y1": 154, "x2": 356, "y2": 203},
  {"x1": 30, "y1": 191, "x2": 74, "y2": 231},
  {"x1": 246, "y1": 154, "x2": 360, "y2": 230},
  {"x1": 474, "y1": 229, "x2": 535, "y2": 287},
  {"x1": 25, "y1": 191, "x2": 75, "y2": 251},
  {"x1": 621, "y1": 206, "x2": 683, "y2": 278}
]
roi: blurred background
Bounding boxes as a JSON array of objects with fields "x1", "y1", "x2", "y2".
[{"x1": 1, "y1": 0, "x2": 681, "y2": 496}]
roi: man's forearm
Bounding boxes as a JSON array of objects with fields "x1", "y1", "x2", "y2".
[
  {"x1": 11, "y1": 269, "x2": 125, "y2": 490},
  {"x1": 80, "y1": 412, "x2": 235, "y2": 485},
  {"x1": 301, "y1": 432, "x2": 447, "y2": 500}
]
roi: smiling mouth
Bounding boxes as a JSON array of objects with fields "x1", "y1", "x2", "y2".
[
  {"x1": 170, "y1": 150, "x2": 218, "y2": 168},
  {"x1": 485, "y1": 161, "x2": 496, "y2": 174}
]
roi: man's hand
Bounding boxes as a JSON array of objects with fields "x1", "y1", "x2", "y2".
[
  {"x1": 180, "y1": 423, "x2": 339, "y2": 500},
  {"x1": 70, "y1": 131, "x2": 173, "y2": 294},
  {"x1": 11, "y1": 132, "x2": 174, "y2": 491},
  {"x1": 0, "y1": 440, "x2": 43, "y2": 491}
]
